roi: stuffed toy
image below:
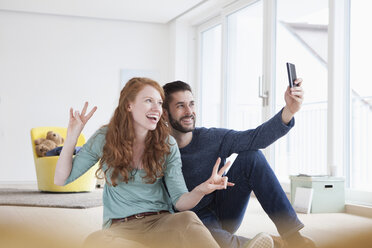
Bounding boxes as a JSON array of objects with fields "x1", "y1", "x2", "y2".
[{"x1": 34, "y1": 131, "x2": 64, "y2": 157}]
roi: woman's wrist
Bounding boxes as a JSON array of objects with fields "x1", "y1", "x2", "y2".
[
  {"x1": 64, "y1": 134, "x2": 79, "y2": 147},
  {"x1": 193, "y1": 183, "x2": 207, "y2": 197}
]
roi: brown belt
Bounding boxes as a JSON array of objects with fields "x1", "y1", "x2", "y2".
[{"x1": 111, "y1": 210, "x2": 169, "y2": 224}]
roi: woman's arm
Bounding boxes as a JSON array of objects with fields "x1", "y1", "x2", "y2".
[
  {"x1": 175, "y1": 158, "x2": 234, "y2": 211},
  {"x1": 54, "y1": 102, "x2": 97, "y2": 185},
  {"x1": 54, "y1": 134, "x2": 79, "y2": 185}
]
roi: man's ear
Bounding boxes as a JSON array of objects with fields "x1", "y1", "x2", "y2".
[{"x1": 163, "y1": 108, "x2": 169, "y2": 122}]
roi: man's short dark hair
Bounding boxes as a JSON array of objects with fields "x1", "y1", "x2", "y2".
[{"x1": 163, "y1": 81, "x2": 192, "y2": 110}]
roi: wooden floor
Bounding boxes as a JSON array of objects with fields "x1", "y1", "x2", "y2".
[
  {"x1": 1, "y1": 184, "x2": 372, "y2": 247},
  {"x1": 236, "y1": 196, "x2": 372, "y2": 246}
]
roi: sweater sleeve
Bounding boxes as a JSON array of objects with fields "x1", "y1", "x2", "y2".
[
  {"x1": 219, "y1": 108, "x2": 294, "y2": 158},
  {"x1": 64, "y1": 128, "x2": 106, "y2": 185},
  {"x1": 163, "y1": 136, "x2": 189, "y2": 206}
]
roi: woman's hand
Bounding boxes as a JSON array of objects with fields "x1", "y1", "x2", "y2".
[
  {"x1": 67, "y1": 102, "x2": 97, "y2": 138},
  {"x1": 54, "y1": 102, "x2": 97, "y2": 186},
  {"x1": 175, "y1": 157, "x2": 235, "y2": 211},
  {"x1": 195, "y1": 157, "x2": 235, "y2": 195}
]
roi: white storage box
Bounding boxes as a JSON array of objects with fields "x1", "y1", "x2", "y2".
[{"x1": 290, "y1": 176, "x2": 345, "y2": 213}]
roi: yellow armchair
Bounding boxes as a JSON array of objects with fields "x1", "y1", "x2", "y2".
[{"x1": 31, "y1": 127, "x2": 98, "y2": 192}]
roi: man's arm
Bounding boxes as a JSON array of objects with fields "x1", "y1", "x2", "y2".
[
  {"x1": 281, "y1": 106, "x2": 295, "y2": 125},
  {"x1": 219, "y1": 79, "x2": 304, "y2": 157}
]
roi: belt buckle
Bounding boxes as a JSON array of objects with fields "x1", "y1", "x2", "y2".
[{"x1": 135, "y1": 214, "x2": 145, "y2": 219}]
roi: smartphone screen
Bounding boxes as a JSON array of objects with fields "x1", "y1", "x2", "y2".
[{"x1": 286, "y1": 62, "x2": 297, "y2": 88}]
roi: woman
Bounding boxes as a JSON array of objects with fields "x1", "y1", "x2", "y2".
[{"x1": 54, "y1": 77, "x2": 233, "y2": 248}]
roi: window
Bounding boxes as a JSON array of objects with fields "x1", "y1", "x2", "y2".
[
  {"x1": 349, "y1": 0, "x2": 372, "y2": 191},
  {"x1": 274, "y1": 0, "x2": 329, "y2": 181},
  {"x1": 194, "y1": 0, "x2": 371, "y2": 204}
]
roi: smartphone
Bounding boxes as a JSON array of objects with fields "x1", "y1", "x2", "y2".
[{"x1": 286, "y1": 62, "x2": 297, "y2": 88}]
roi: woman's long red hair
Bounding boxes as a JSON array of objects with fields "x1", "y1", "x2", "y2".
[{"x1": 96, "y1": 77, "x2": 170, "y2": 186}]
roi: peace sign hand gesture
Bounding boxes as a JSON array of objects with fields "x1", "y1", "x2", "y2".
[
  {"x1": 67, "y1": 102, "x2": 97, "y2": 139},
  {"x1": 196, "y1": 157, "x2": 235, "y2": 195}
]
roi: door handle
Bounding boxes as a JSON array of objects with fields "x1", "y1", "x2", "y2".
[{"x1": 258, "y1": 76, "x2": 269, "y2": 106}]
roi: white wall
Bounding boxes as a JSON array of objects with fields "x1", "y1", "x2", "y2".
[
  {"x1": 0, "y1": 10, "x2": 171, "y2": 182},
  {"x1": 168, "y1": 19, "x2": 195, "y2": 85}
]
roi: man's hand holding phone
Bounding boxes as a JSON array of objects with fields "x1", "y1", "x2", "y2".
[{"x1": 281, "y1": 63, "x2": 304, "y2": 124}]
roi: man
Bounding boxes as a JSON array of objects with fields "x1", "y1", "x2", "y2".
[{"x1": 162, "y1": 80, "x2": 316, "y2": 248}]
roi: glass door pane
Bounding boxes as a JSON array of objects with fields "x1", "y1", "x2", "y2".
[
  {"x1": 200, "y1": 25, "x2": 222, "y2": 128},
  {"x1": 226, "y1": 1, "x2": 263, "y2": 130},
  {"x1": 350, "y1": 0, "x2": 372, "y2": 191},
  {"x1": 275, "y1": 0, "x2": 328, "y2": 181}
]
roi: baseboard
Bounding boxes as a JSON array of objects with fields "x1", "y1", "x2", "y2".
[
  {"x1": 0, "y1": 181, "x2": 37, "y2": 185},
  {"x1": 345, "y1": 203, "x2": 372, "y2": 218}
]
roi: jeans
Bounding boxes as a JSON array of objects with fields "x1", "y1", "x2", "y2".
[{"x1": 194, "y1": 150, "x2": 304, "y2": 248}]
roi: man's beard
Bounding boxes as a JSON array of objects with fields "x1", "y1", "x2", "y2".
[{"x1": 168, "y1": 112, "x2": 195, "y2": 133}]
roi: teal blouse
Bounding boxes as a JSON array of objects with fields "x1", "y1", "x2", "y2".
[{"x1": 64, "y1": 127, "x2": 188, "y2": 229}]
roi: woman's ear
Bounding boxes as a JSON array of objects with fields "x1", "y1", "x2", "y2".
[{"x1": 127, "y1": 104, "x2": 132, "y2": 112}]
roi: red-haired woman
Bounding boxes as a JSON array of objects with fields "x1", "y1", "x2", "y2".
[{"x1": 54, "y1": 77, "x2": 233, "y2": 248}]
